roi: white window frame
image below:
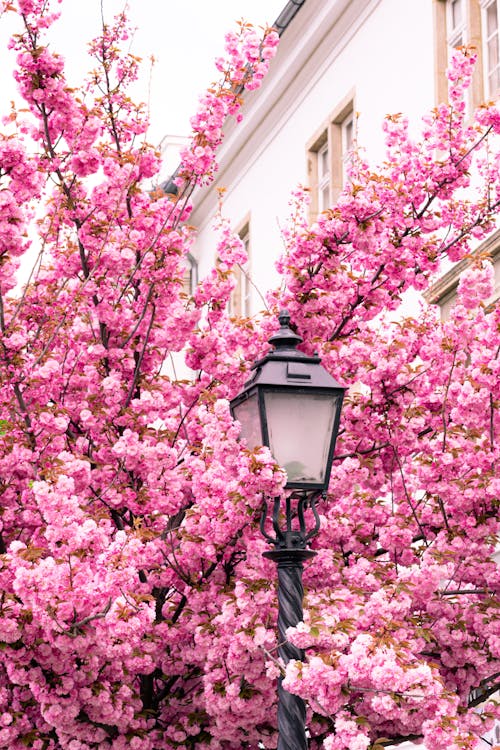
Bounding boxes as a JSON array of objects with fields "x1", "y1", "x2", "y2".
[
  {"x1": 182, "y1": 253, "x2": 198, "y2": 297},
  {"x1": 341, "y1": 111, "x2": 355, "y2": 186},
  {"x1": 481, "y1": 0, "x2": 500, "y2": 97},
  {"x1": 229, "y1": 223, "x2": 251, "y2": 318},
  {"x1": 447, "y1": 0, "x2": 467, "y2": 46},
  {"x1": 306, "y1": 93, "x2": 355, "y2": 219},
  {"x1": 317, "y1": 141, "x2": 331, "y2": 213},
  {"x1": 239, "y1": 226, "x2": 251, "y2": 317}
]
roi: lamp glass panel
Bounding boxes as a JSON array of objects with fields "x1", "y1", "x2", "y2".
[
  {"x1": 264, "y1": 390, "x2": 339, "y2": 485},
  {"x1": 232, "y1": 392, "x2": 262, "y2": 450}
]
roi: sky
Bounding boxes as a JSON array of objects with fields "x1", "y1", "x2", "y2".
[{"x1": 0, "y1": 0, "x2": 286, "y2": 149}]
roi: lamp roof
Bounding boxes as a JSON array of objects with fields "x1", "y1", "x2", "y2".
[{"x1": 241, "y1": 309, "x2": 346, "y2": 392}]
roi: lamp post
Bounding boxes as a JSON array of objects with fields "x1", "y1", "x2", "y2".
[{"x1": 230, "y1": 310, "x2": 346, "y2": 750}]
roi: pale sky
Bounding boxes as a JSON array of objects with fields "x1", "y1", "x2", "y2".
[{"x1": 0, "y1": 0, "x2": 286, "y2": 146}]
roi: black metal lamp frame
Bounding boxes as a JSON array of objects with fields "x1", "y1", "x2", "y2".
[
  {"x1": 230, "y1": 311, "x2": 345, "y2": 749},
  {"x1": 230, "y1": 310, "x2": 345, "y2": 492}
]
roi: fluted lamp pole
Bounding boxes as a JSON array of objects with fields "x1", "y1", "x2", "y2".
[{"x1": 230, "y1": 310, "x2": 346, "y2": 750}]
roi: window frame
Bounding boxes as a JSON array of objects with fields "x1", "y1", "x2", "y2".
[
  {"x1": 434, "y1": 0, "x2": 485, "y2": 109},
  {"x1": 317, "y1": 140, "x2": 331, "y2": 213},
  {"x1": 481, "y1": 0, "x2": 500, "y2": 97},
  {"x1": 182, "y1": 252, "x2": 198, "y2": 297},
  {"x1": 447, "y1": 0, "x2": 467, "y2": 45},
  {"x1": 340, "y1": 110, "x2": 355, "y2": 187},
  {"x1": 228, "y1": 219, "x2": 251, "y2": 318},
  {"x1": 306, "y1": 93, "x2": 355, "y2": 219}
]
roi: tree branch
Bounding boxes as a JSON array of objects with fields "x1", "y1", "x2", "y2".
[{"x1": 63, "y1": 598, "x2": 112, "y2": 637}]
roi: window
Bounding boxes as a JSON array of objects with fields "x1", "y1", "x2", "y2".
[
  {"x1": 448, "y1": 0, "x2": 466, "y2": 45},
  {"x1": 229, "y1": 223, "x2": 251, "y2": 317},
  {"x1": 306, "y1": 95, "x2": 355, "y2": 218},
  {"x1": 182, "y1": 253, "x2": 198, "y2": 297},
  {"x1": 482, "y1": 0, "x2": 500, "y2": 96},
  {"x1": 435, "y1": 0, "x2": 500, "y2": 106},
  {"x1": 341, "y1": 111, "x2": 354, "y2": 186},
  {"x1": 317, "y1": 141, "x2": 331, "y2": 213}
]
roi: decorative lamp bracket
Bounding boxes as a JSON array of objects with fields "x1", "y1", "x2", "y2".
[{"x1": 261, "y1": 490, "x2": 323, "y2": 560}]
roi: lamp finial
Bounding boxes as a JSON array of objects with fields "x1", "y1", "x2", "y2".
[{"x1": 270, "y1": 309, "x2": 302, "y2": 350}]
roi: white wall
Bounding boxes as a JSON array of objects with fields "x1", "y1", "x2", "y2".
[{"x1": 191, "y1": 0, "x2": 437, "y2": 312}]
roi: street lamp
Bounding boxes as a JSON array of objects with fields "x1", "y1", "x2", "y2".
[{"x1": 230, "y1": 310, "x2": 346, "y2": 750}]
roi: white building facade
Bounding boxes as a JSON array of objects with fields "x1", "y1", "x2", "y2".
[{"x1": 190, "y1": 0, "x2": 499, "y2": 318}]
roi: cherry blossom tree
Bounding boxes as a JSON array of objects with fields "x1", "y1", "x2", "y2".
[{"x1": 0, "y1": 2, "x2": 498, "y2": 750}]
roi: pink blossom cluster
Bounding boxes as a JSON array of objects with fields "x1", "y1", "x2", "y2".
[
  {"x1": 0, "y1": 135, "x2": 42, "y2": 291},
  {"x1": 0, "y1": 2, "x2": 499, "y2": 749},
  {"x1": 0, "y1": 2, "x2": 287, "y2": 748},
  {"x1": 179, "y1": 23, "x2": 278, "y2": 185}
]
